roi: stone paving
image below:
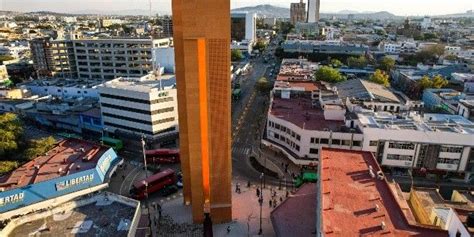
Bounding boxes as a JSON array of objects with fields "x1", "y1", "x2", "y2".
[{"x1": 157, "y1": 180, "x2": 289, "y2": 237}]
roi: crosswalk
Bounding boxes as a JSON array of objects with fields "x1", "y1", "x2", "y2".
[{"x1": 232, "y1": 147, "x2": 251, "y2": 156}]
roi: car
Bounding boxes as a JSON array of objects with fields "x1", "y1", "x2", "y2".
[{"x1": 159, "y1": 185, "x2": 179, "y2": 196}]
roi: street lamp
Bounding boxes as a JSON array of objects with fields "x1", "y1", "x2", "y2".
[
  {"x1": 258, "y1": 172, "x2": 264, "y2": 235},
  {"x1": 141, "y1": 134, "x2": 152, "y2": 231}
]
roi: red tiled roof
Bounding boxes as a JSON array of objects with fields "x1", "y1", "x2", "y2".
[
  {"x1": 0, "y1": 139, "x2": 107, "y2": 191},
  {"x1": 270, "y1": 97, "x2": 345, "y2": 131},
  {"x1": 271, "y1": 183, "x2": 316, "y2": 237},
  {"x1": 320, "y1": 148, "x2": 447, "y2": 237}
]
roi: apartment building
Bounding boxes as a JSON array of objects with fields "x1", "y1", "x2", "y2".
[
  {"x1": 31, "y1": 37, "x2": 172, "y2": 80},
  {"x1": 98, "y1": 73, "x2": 178, "y2": 142},
  {"x1": 290, "y1": 0, "x2": 306, "y2": 25}
]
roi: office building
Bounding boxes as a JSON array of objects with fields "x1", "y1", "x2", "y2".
[
  {"x1": 30, "y1": 38, "x2": 172, "y2": 80},
  {"x1": 307, "y1": 0, "x2": 320, "y2": 23},
  {"x1": 231, "y1": 12, "x2": 256, "y2": 43},
  {"x1": 99, "y1": 74, "x2": 178, "y2": 142},
  {"x1": 173, "y1": 0, "x2": 232, "y2": 223},
  {"x1": 162, "y1": 16, "x2": 173, "y2": 38},
  {"x1": 30, "y1": 38, "x2": 76, "y2": 78},
  {"x1": 290, "y1": 0, "x2": 306, "y2": 25}
]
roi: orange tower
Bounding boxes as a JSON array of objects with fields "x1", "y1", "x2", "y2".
[{"x1": 172, "y1": 0, "x2": 232, "y2": 223}]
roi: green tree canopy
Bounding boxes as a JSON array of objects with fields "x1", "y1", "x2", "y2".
[
  {"x1": 0, "y1": 161, "x2": 18, "y2": 175},
  {"x1": 0, "y1": 113, "x2": 23, "y2": 156},
  {"x1": 330, "y1": 59, "x2": 343, "y2": 68},
  {"x1": 369, "y1": 70, "x2": 390, "y2": 87},
  {"x1": 347, "y1": 56, "x2": 368, "y2": 68},
  {"x1": 315, "y1": 66, "x2": 345, "y2": 83},
  {"x1": 417, "y1": 75, "x2": 449, "y2": 91},
  {"x1": 377, "y1": 56, "x2": 396, "y2": 72},
  {"x1": 231, "y1": 49, "x2": 244, "y2": 61},
  {"x1": 253, "y1": 41, "x2": 267, "y2": 53},
  {"x1": 24, "y1": 136, "x2": 57, "y2": 160},
  {"x1": 256, "y1": 77, "x2": 272, "y2": 94}
]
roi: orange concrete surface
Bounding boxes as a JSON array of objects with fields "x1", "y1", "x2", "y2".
[{"x1": 172, "y1": 0, "x2": 232, "y2": 223}]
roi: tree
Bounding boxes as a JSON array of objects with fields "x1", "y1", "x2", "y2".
[
  {"x1": 417, "y1": 75, "x2": 448, "y2": 91},
  {"x1": 24, "y1": 136, "x2": 57, "y2": 160},
  {"x1": 347, "y1": 56, "x2": 368, "y2": 68},
  {"x1": 431, "y1": 75, "x2": 448, "y2": 89},
  {"x1": 418, "y1": 76, "x2": 433, "y2": 91},
  {"x1": 315, "y1": 66, "x2": 345, "y2": 83},
  {"x1": 253, "y1": 41, "x2": 267, "y2": 53},
  {"x1": 0, "y1": 161, "x2": 18, "y2": 175},
  {"x1": 378, "y1": 56, "x2": 396, "y2": 72},
  {"x1": 369, "y1": 70, "x2": 390, "y2": 87},
  {"x1": 256, "y1": 77, "x2": 272, "y2": 94},
  {"x1": 330, "y1": 59, "x2": 343, "y2": 68},
  {"x1": 0, "y1": 113, "x2": 23, "y2": 157},
  {"x1": 231, "y1": 49, "x2": 244, "y2": 61}
]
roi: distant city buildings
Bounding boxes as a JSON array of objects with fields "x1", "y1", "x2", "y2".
[
  {"x1": 231, "y1": 12, "x2": 257, "y2": 54},
  {"x1": 290, "y1": 0, "x2": 307, "y2": 25},
  {"x1": 307, "y1": 0, "x2": 320, "y2": 23},
  {"x1": 30, "y1": 37, "x2": 172, "y2": 80}
]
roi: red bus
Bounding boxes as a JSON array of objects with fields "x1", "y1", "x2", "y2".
[
  {"x1": 130, "y1": 169, "x2": 177, "y2": 200},
  {"x1": 145, "y1": 149, "x2": 180, "y2": 164}
]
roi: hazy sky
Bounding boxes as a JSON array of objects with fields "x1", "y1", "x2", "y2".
[{"x1": 1, "y1": 0, "x2": 473, "y2": 16}]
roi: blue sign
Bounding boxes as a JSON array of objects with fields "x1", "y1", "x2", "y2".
[{"x1": 0, "y1": 148, "x2": 120, "y2": 214}]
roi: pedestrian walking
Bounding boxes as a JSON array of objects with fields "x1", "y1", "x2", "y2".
[
  {"x1": 235, "y1": 183, "x2": 239, "y2": 193},
  {"x1": 256, "y1": 188, "x2": 260, "y2": 197},
  {"x1": 269, "y1": 199, "x2": 272, "y2": 208},
  {"x1": 247, "y1": 180, "x2": 251, "y2": 188},
  {"x1": 121, "y1": 174, "x2": 125, "y2": 180},
  {"x1": 237, "y1": 183, "x2": 241, "y2": 194},
  {"x1": 286, "y1": 190, "x2": 289, "y2": 198},
  {"x1": 227, "y1": 225, "x2": 231, "y2": 234}
]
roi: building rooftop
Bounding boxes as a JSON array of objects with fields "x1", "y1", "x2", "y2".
[
  {"x1": 271, "y1": 183, "x2": 316, "y2": 237},
  {"x1": 0, "y1": 139, "x2": 108, "y2": 191},
  {"x1": 270, "y1": 96, "x2": 346, "y2": 131},
  {"x1": 358, "y1": 112, "x2": 474, "y2": 134},
  {"x1": 22, "y1": 78, "x2": 102, "y2": 89},
  {"x1": 319, "y1": 148, "x2": 447, "y2": 236},
  {"x1": 101, "y1": 74, "x2": 176, "y2": 93},
  {"x1": 336, "y1": 79, "x2": 401, "y2": 103},
  {"x1": 6, "y1": 192, "x2": 139, "y2": 237}
]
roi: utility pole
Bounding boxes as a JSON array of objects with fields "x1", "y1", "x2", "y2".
[{"x1": 141, "y1": 134, "x2": 152, "y2": 233}]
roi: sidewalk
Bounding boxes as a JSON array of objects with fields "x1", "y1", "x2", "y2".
[{"x1": 158, "y1": 181, "x2": 289, "y2": 236}]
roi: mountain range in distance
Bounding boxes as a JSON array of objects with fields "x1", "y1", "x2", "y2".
[
  {"x1": 231, "y1": 4, "x2": 474, "y2": 19},
  {"x1": 3, "y1": 4, "x2": 473, "y2": 19}
]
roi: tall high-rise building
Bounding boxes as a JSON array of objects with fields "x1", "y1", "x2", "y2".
[
  {"x1": 172, "y1": 0, "x2": 232, "y2": 224},
  {"x1": 231, "y1": 12, "x2": 256, "y2": 42},
  {"x1": 307, "y1": 0, "x2": 321, "y2": 23},
  {"x1": 290, "y1": 0, "x2": 306, "y2": 25}
]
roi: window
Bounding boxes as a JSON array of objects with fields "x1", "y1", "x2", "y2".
[
  {"x1": 332, "y1": 139, "x2": 341, "y2": 146},
  {"x1": 296, "y1": 135, "x2": 301, "y2": 141},
  {"x1": 320, "y1": 138, "x2": 329, "y2": 144},
  {"x1": 437, "y1": 158, "x2": 460, "y2": 165},
  {"x1": 342, "y1": 140, "x2": 351, "y2": 146},
  {"x1": 440, "y1": 146, "x2": 463, "y2": 153},
  {"x1": 369, "y1": 140, "x2": 378, "y2": 146},
  {"x1": 310, "y1": 148, "x2": 319, "y2": 154},
  {"x1": 353, "y1": 141, "x2": 361, "y2": 147},
  {"x1": 295, "y1": 145, "x2": 300, "y2": 151},
  {"x1": 310, "y1": 137, "x2": 319, "y2": 144},
  {"x1": 274, "y1": 133, "x2": 280, "y2": 139},
  {"x1": 389, "y1": 142, "x2": 415, "y2": 150},
  {"x1": 386, "y1": 154, "x2": 413, "y2": 161}
]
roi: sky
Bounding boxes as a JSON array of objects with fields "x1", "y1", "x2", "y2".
[{"x1": 0, "y1": 0, "x2": 473, "y2": 16}]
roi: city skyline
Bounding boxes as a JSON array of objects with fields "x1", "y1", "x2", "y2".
[{"x1": 0, "y1": 0, "x2": 472, "y2": 16}]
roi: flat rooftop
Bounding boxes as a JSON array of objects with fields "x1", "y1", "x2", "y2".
[
  {"x1": 8, "y1": 192, "x2": 138, "y2": 237},
  {"x1": 271, "y1": 183, "x2": 316, "y2": 237},
  {"x1": 23, "y1": 78, "x2": 102, "y2": 89},
  {"x1": 320, "y1": 148, "x2": 447, "y2": 236},
  {"x1": 358, "y1": 112, "x2": 474, "y2": 134},
  {"x1": 101, "y1": 74, "x2": 176, "y2": 93},
  {"x1": 270, "y1": 96, "x2": 346, "y2": 131},
  {"x1": 0, "y1": 139, "x2": 108, "y2": 191}
]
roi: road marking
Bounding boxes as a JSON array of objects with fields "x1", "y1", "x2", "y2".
[
  {"x1": 125, "y1": 168, "x2": 142, "y2": 196},
  {"x1": 119, "y1": 166, "x2": 139, "y2": 195}
]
